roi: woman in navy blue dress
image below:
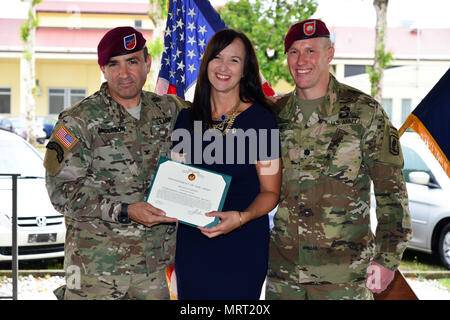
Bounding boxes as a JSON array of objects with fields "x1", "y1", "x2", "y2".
[{"x1": 172, "y1": 29, "x2": 281, "y2": 300}]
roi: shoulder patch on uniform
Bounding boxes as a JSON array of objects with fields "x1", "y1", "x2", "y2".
[
  {"x1": 44, "y1": 124, "x2": 80, "y2": 176},
  {"x1": 55, "y1": 125, "x2": 78, "y2": 149},
  {"x1": 389, "y1": 132, "x2": 400, "y2": 156},
  {"x1": 378, "y1": 124, "x2": 404, "y2": 168},
  {"x1": 46, "y1": 141, "x2": 65, "y2": 163}
]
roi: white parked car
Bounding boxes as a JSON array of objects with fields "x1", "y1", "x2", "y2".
[
  {"x1": 0, "y1": 130, "x2": 65, "y2": 261},
  {"x1": 371, "y1": 132, "x2": 450, "y2": 269},
  {"x1": 0, "y1": 117, "x2": 47, "y2": 144}
]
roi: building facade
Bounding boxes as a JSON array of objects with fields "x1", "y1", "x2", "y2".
[{"x1": 0, "y1": 0, "x2": 154, "y2": 118}]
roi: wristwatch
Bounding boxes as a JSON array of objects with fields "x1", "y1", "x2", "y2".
[{"x1": 118, "y1": 203, "x2": 131, "y2": 224}]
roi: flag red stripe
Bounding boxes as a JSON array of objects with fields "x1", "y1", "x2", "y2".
[{"x1": 262, "y1": 82, "x2": 275, "y2": 97}]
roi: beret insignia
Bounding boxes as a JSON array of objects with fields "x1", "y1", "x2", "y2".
[{"x1": 124, "y1": 33, "x2": 137, "y2": 51}]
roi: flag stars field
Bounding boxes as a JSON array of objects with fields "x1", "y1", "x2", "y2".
[{"x1": 155, "y1": 0, "x2": 275, "y2": 99}]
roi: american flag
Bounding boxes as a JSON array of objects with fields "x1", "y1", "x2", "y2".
[
  {"x1": 155, "y1": 0, "x2": 275, "y2": 101},
  {"x1": 55, "y1": 125, "x2": 77, "y2": 149}
]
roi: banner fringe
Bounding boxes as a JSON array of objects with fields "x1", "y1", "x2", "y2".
[
  {"x1": 165, "y1": 265, "x2": 178, "y2": 300},
  {"x1": 400, "y1": 114, "x2": 450, "y2": 178}
]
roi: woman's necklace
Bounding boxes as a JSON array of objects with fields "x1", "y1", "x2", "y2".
[{"x1": 211, "y1": 100, "x2": 241, "y2": 135}]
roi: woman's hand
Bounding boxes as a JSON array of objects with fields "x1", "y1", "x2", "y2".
[{"x1": 198, "y1": 210, "x2": 243, "y2": 238}]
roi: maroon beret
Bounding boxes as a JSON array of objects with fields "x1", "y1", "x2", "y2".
[
  {"x1": 97, "y1": 26, "x2": 147, "y2": 66},
  {"x1": 284, "y1": 19, "x2": 330, "y2": 53}
]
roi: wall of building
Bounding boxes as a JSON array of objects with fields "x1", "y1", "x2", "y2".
[
  {"x1": 0, "y1": 59, "x2": 21, "y2": 117},
  {"x1": 35, "y1": 59, "x2": 101, "y2": 116},
  {"x1": 38, "y1": 12, "x2": 154, "y2": 30},
  {"x1": 342, "y1": 64, "x2": 450, "y2": 128}
]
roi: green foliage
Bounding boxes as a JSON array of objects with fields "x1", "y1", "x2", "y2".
[
  {"x1": 148, "y1": 37, "x2": 164, "y2": 59},
  {"x1": 20, "y1": 0, "x2": 42, "y2": 43},
  {"x1": 218, "y1": 0, "x2": 317, "y2": 85},
  {"x1": 148, "y1": 0, "x2": 168, "y2": 21},
  {"x1": 20, "y1": 23, "x2": 30, "y2": 43},
  {"x1": 400, "y1": 250, "x2": 447, "y2": 272},
  {"x1": 20, "y1": 0, "x2": 42, "y2": 101},
  {"x1": 366, "y1": 42, "x2": 393, "y2": 97},
  {"x1": 147, "y1": 0, "x2": 168, "y2": 58},
  {"x1": 367, "y1": 1, "x2": 391, "y2": 99},
  {"x1": 438, "y1": 278, "x2": 450, "y2": 290}
]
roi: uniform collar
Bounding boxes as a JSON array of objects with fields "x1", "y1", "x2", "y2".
[
  {"x1": 99, "y1": 82, "x2": 144, "y2": 124},
  {"x1": 280, "y1": 73, "x2": 340, "y2": 121},
  {"x1": 318, "y1": 73, "x2": 340, "y2": 117}
]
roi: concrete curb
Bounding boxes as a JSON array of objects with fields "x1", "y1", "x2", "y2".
[
  {"x1": 401, "y1": 270, "x2": 450, "y2": 280},
  {"x1": 0, "y1": 270, "x2": 65, "y2": 277},
  {"x1": 0, "y1": 269, "x2": 449, "y2": 279}
]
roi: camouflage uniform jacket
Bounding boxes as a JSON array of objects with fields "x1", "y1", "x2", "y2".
[
  {"x1": 44, "y1": 82, "x2": 184, "y2": 276},
  {"x1": 268, "y1": 74, "x2": 412, "y2": 285}
]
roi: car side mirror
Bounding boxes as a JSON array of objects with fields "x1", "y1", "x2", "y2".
[{"x1": 409, "y1": 171, "x2": 430, "y2": 186}]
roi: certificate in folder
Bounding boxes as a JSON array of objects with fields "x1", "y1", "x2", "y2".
[{"x1": 146, "y1": 157, "x2": 232, "y2": 228}]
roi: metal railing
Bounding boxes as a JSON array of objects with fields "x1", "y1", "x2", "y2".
[{"x1": 0, "y1": 173, "x2": 20, "y2": 300}]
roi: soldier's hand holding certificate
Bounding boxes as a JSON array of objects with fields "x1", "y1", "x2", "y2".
[{"x1": 146, "y1": 157, "x2": 232, "y2": 228}]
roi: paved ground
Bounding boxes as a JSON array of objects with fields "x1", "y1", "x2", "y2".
[{"x1": 0, "y1": 275, "x2": 448, "y2": 300}]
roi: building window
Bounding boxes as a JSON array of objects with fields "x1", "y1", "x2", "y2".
[
  {"x1": 49, "y1": 88, "x2": 86, "y2": 115},
  {"x1": 0, "y1": 87, "x2": 11, "y2": 114},
  {"x1": 344, "y1": 65, "x2": 367, "y2": 77},
  {"x1": 401, "y1": 98, "x2": 412, "y2": 124},
  {"x1": 134, "y1": 19, "x2": 142, "y2": 29},
  {"x1": 381, "y1": 98, "x2": 393, "y2": 120}
]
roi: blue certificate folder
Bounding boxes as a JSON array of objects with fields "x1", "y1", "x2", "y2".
[{"x1": 146, "y1": 157, "x2": 232, "y2": 228}]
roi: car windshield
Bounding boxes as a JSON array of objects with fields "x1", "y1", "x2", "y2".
[
  {"x1": 402, "y1": 145, "x2": 435, "y2": 183},
  {"x1": 38, "y1": 117, "x2": 56, "y2": 125},
  {"x1": 0, "y1": 139, "x2": 45, "y2": 178},
  {"x1": 10, "y1": 118, "x2": 27, "y2": 127}
]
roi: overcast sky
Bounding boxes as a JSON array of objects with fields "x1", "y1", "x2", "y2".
[{"x1": 2, "y1": 0, "x2": 450, "y2": 28}]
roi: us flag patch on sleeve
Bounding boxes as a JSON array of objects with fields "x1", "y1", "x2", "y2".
[{"x1": 55, "y1": 125, "x2": 77, "y2": 149}]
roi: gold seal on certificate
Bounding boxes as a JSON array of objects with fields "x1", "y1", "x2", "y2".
[{"x1": 146, "y1": 157, "x2": 232, "y2": 228}]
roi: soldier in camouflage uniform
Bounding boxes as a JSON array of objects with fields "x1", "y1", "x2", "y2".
[
  {"x1": 44, "y1": 27, "x2": 185, "y2": 299},
  {"x1": 266, "y1": 19, "x2": 412, "y2": 300}
]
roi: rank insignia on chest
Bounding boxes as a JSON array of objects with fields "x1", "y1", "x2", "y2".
[{"x1": 338, "y1": 106, "x2": 350, "y2": 119}]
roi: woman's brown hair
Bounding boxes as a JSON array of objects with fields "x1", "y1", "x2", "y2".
[{"x1": 191, "y1": 28, "x2": 273, "y2": 131}]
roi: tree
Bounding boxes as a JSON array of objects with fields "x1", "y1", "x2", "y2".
[
  {"x1": 20, "y1": 0, "x2": 42, "y2": 146},
  {"x1": 218, "y1": 0, "x2": 317, "y2": 86},
  {"x1": 147, "y1": 0, "x2": 168, "y2": 90},
  {"x1": 366, "y1": 0, "x2": 392, "y2": 101}
]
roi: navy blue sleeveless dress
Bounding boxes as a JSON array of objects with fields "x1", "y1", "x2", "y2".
[{"x1": 173, "y1": 103, "x2": 279, "y2": 300}]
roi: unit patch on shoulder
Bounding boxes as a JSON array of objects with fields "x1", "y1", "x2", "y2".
[
  {"x1": 44, "y1": 124, "x2": 80, "y2": 176},
  {"x1": 378, "y1": 123, "x2": 403, "y2": 167},
  {"x1": 46, "y1": 141, "x2": 64, "y2": 163},
  {"x1": 389, "y1": 132, "x2": 400, "y2": 156},
  {"x1": 55, "y1": 125, "x2": 78, "y2": 149}
]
